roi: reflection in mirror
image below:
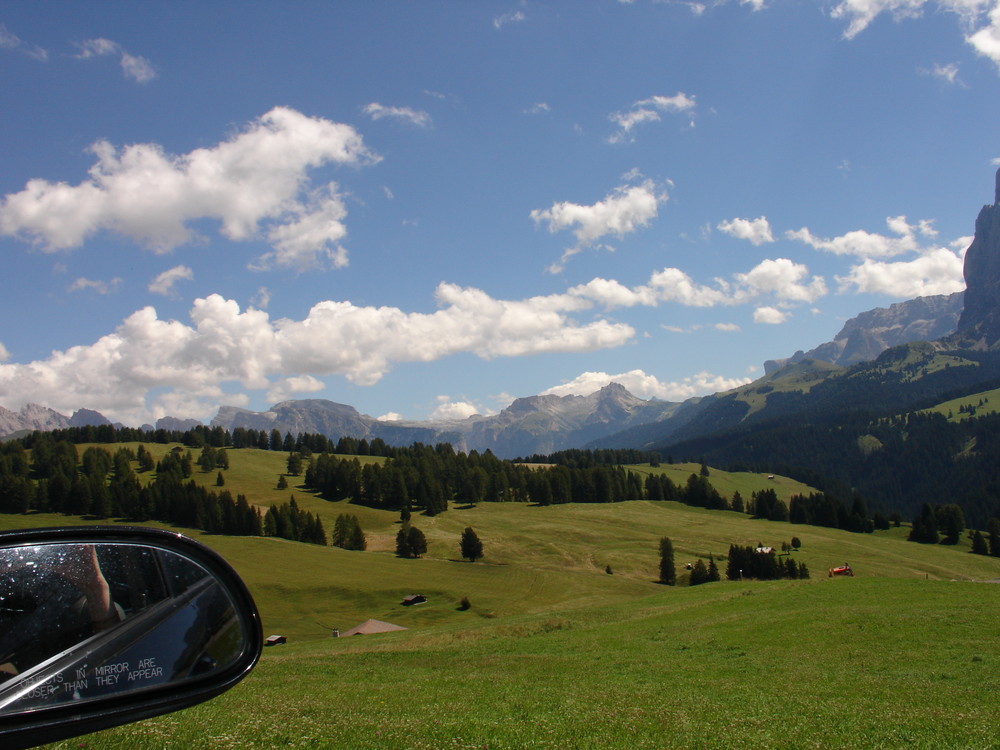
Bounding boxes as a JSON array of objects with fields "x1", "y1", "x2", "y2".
[{"x1": 0, "y1": 541, "x2": 247, "y2": 714}]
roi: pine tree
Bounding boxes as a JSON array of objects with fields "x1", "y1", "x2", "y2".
[
  {"x1": 971, "y1": 530, "x2": 988, "y2": 556},
  {"x1": 395, "y1": 525, "x2": 412, "y2": 558},
  {"x1": 707, "y1": 554, "x2": 720, "y2": 582},
  {"x1": 989, "y1": 518, "x2": 1000, "y2": 557},
  {"x1": 689, "y1": 558, "x2": 709, "y2": 586},
  {"x1": 460, "y1": 527, "x2": 484, "y2": 562},
  {"x1": 407, "y1": 526, "x2": 427, "y2": 558},
  {"x1": 658, "y1": 537, "x2": 676, "y2": 585},
  {"x1": 216, "y1": 471, "x2": 225, "y2": 486}
]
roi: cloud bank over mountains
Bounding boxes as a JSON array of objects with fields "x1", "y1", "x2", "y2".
[{"x1": 0, "y1": 102, "x2": 971, "y2": 425}]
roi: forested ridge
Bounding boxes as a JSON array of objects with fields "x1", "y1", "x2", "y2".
[
  {"x1": 3, "y1": 419, "x2": 999, "y2": 555},
  {"x1": 665, "y1": 405, "x2": 1000, "y2": 529}
]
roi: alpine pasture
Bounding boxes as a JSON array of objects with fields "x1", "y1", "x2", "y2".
[{"x1": 5, "y1": 446, "x2": 999, "y2": 749}]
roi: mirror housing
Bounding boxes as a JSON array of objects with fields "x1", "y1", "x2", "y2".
[{"x1": 0, "y1": 526, "x2": 262, "y2": 749}]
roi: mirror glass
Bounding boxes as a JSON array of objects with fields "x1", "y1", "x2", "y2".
[{"x1": 0, "y1": 541, "x2": 249, "y2": 714}]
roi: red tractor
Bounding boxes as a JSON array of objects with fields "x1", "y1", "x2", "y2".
[{"x1": 828, "y1": 563, "x2": 854, "y2": 577}]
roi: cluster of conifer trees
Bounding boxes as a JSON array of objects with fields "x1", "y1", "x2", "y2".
[
  {"x1": 725, "y1": 544, "x2": 810, "y2": 581},
  {"x1": 0, "y1": 436, "x2": 327, "y2": 545}
]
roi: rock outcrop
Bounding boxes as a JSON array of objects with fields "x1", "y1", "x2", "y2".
[{"x1": 953, "y1": 168, "x2": 1000, "y2": 347}]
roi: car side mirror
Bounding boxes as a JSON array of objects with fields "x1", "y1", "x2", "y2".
[{"x1": 0, "y1": 527, "x2": 262, "y2": 749}]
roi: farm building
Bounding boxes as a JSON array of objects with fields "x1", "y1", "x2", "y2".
[
  {"x1": 265, "y1": 635, "x2": 287, "y2": 646},
  {"x1": 402, "y1": 594, "x2": 427, "y2": 606},
  {"x1": 340, "y1": 619, "x2": 407, "y2": 637}
]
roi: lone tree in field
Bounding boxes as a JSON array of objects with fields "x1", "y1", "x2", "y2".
[
  {"x1": 460, "y1": 527, "x2": 484, "y2": 562},
  {"x1": 658, "y1": 537, "x2": 676, "y2": 585},
  {"x1": 396, "y1": 524, "x2": 427, "y2": 559}
]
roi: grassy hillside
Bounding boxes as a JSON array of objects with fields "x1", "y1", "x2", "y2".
[
  {"x1": 4, "y1": 447, "x2": 1000, "y2": 748},
  {"x1": 923, "y1": 385, "x2": 1000, "y2": 422}
]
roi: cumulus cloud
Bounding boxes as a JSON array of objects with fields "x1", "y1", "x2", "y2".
[
  {"x1": 69, "y1": 277, "x2": 122, "y2": 295},
  {"x1": 717, "y1": 216, "x2": 775, "y2": 245},
  {"x1": 0, "y1": 24, "x2": 47, "y2": 61},
  {"x1": 754, "y1": 306, "x2": 789, "y2": 324},
  {"x1": 836, "y1": 246, "x2": 967, "y2": 296},
  {"x1": 570, "y1": 257, "x2": 826, "y2": 310},
  {"x1": 532, "y1": 179, "x2": 668, "y2": 272},
  {"x1": 608, "y1": 93, "x2": 697, "y2": 143},
  {"x1": 75, "y1": 37, "x2": 155, "y2": 82},
  {"x1": 266, "y1": 374, "x2": 325, "y2": 404},
  {"x1": 429, "y1": 397, "x2": 482, "y2": 421},
  {"x1": 148, "y1": 265, "x2": 194, "y2": 297},
  {"x1": 734, "y1": 258, "x2": 828, "y2": 303},
  {"x1": 0, "y1": 342, "x2": 8, "y2": 363},
  {"x1": 0, "y1": 286, "x2": 634, "y2": 425},
  {"x1": 541, "y1": 368, "x2": 751, "y2": 401},
  {"x1": 0, "y1": 107, "x2": 378, "y2": 271},
  {"x1": 362, "y1": 102, "x2": 432, "y2": 128},
  {"x1": 787, "y1": 216, "x2": 935, "y2": 259}
]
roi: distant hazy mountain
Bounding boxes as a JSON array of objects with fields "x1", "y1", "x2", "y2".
[
  {"x1": 210, "y1": 384, "x2": 682, "y2": 459},
  {"x1": 0, "y1": 404, "x2": 113, "y2": 437},
  {"x1": 763, "y1": 292, "x2": 963, "y2": 375}
]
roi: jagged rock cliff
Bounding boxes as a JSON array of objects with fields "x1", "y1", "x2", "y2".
[{"x1": 953, "y1": 168, "x2": 1000, "y2": 347}]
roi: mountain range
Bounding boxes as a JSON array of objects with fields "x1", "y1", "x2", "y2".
[{"x1": 5, "y1": 169, "x2": 1000, "y2": 465}]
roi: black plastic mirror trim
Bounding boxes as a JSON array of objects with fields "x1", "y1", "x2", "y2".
[{"x1": 0, "y1": 526, "x2": 263, "y2": 749}]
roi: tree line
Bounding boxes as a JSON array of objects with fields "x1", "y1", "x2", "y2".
[{"x1": 0, "y1": 436, "x2": 326, "y2": 545}]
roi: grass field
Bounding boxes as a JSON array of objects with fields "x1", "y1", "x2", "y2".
[{"x1": 4, "y1": 446, "x2": 1000, "y2": 748}]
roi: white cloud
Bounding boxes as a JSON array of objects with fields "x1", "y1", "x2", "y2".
[
  {"x1": 149, "y1": 265, "x2": 194, "y2": 297},
  {"x1": 835, "y1": 246, "x2": 967, "y2": 296},
  {"x1": 0, "y1": 107, "x2": 378, "y2": 270},
  {"x1": 0, "y1": 286, "x2": 634, "y2": 424},
  {"x1": 754, "y1": 306, "x2": 789, "y2": 324},
  {"x1": 734, "y1": 258, "x2": 828, "y2": 303},
  {"x1": 75, "y1": 38, "x2": 155, "y2": 82},
  {"x1": 251, "y1": 287, "x2": 271, "y2": 309},
  {"x1": 830, "y1": 1, "x2": 1000, "y2": 69},
  {"x1": 0, "y1": 24, "x2": 47, "y2": 61},
  {"x1": 714, "y1": 322, "x2": 741, "y2": 332},
  {"x1": 493, "y1": 11, "x2": 526, "y2": 29},
  {"x1": 717, "y1": 216, "x2": 775, "y2": 245},
  {"x1": 968, "y1": 4, "x2": 1000, "y2": 68},
  {"x1": 532, "y1": 179, "x2": 667, "y2": 271},
  {"x1": 69, "y1": 277, "x2": 122, "y2": 295},
  {"x1": 787, "y1": 215, "x2": 933, "y2": 259},
  {"x1": 362, "y1": 102, "x2": 432, "y2": 128},
  {"x1": 525, "y1": 102, "x2": 551, "y2": 114},
  {"x1": 541, "y1": 368, "x2": 751, "y2": 401},
  {"x1": 429, "y1": 398, "x2": 481, "y2": 421},
  {"x1": 266, "y1": 375, "x2": 325, "y2": 404},
  {"x1": 609, "y1": 93, "x2": 697, "y2": 143},
  {"x1": 0, "y1": 342, "x2": 8, "y2": 362},
  {"x1": 923, "y1": 61, "x2": 964, "y2": 84},
  {"x1": 570, "y1": 258, "x2": 826, "y2": 310}
]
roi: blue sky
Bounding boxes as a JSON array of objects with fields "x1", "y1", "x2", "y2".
[{"x1": 1, "y1": 0, "x2": 999, "y2": 427}]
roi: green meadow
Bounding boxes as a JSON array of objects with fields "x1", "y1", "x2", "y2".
[{"x1": 4, "y1": 447, "x2": 1000, "y2": 748}]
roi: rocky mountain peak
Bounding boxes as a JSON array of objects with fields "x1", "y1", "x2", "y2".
[{"x1": 954, "y1": 167, "x2": 1000, "y2": 347}]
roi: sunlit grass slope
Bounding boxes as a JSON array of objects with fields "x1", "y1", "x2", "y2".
[
  {"x1": 6, "y1": 447, "x2": 1000, "y2": 748},
  {"x1": 44, "y1": 577, "x2": 1000, "y2": 750}
]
